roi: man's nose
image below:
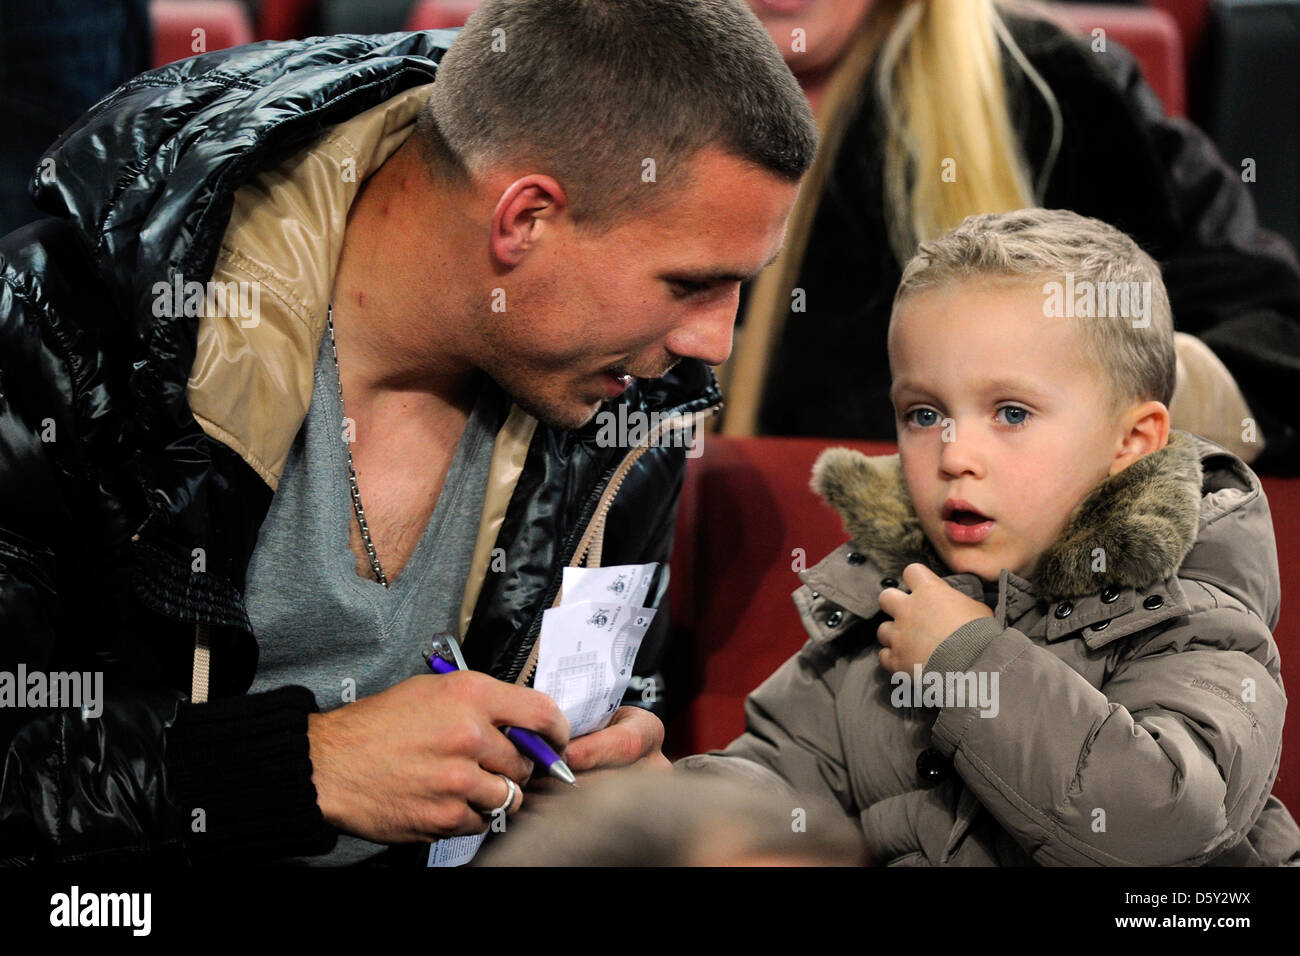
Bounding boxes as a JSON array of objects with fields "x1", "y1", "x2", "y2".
[{"x1": 665, "y1": 301, "x2": 736, "y2": 367}]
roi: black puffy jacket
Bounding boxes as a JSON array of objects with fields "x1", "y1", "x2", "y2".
[{"x1": 0, "y1": 31, "x2": 719, "y2": 863}]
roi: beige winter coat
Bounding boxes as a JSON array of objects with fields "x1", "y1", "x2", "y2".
[{"x1": 680, "y1": 430, "x2": 1300, "y2": 865}]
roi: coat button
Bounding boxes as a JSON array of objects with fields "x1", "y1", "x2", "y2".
[
  {"x1": 847, "y1": 551, "x2": 866, "y2": 565},
  {"x1": 1100, "y1": 585, "x2": 1121, "y2": 604},
  {"x1": 809, "y1": 590, "x2": 820, "y2": 600},
  {"x1": 1143, "y1": 594, "x2": 1164, "y2": 610},
  {"x1": 916, "y1": 748, "x2": 950, "y2": 785},
  {"x1": 1054, "y1": 601, "x2": 1073, "y2": 619},
  {"x1": 825, "y1": 610, "x2": 844, "y2": 628},
  {"x1": 1092, "y1": 619, "x2": 1110, "y2": 631},
  {"x1": 881, "y1": 577, "x2": 899, "y2": 589}
]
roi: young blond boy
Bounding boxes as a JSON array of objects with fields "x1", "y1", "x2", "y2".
[{"x1": 681, "y1": 208, "x2": 1300, "y2": 865}]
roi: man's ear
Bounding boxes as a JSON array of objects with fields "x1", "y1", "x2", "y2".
[
  {"x1": 1108, "y1": 400, "x2": 1171, "y2": 476},
  {"x1": 489, "y1": 174, "x2": 567, "y2": 267}
]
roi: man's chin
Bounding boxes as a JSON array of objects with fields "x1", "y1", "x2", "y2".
[
  {"x1": 508, "y1": 392, "x2": 602, "y2": 432},
  {"x1": 562, "y1": 404, "x2": 604, "y2": 430}
]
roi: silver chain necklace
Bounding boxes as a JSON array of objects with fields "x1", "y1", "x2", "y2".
[{"x1": 326, "y1": 303, "x2": 389, "y2": 588}]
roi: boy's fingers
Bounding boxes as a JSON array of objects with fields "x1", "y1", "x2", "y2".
[
  {"x1": 877, "y1": 620, "x2": 895, "y2": 646},
  {"x1": 902, "y1": 562, "x2": 937, "y2": 589}
]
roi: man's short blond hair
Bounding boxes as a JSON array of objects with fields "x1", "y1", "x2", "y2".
[{"x1": 892, "y1": 208, "x2": 1176, "y2": 410}]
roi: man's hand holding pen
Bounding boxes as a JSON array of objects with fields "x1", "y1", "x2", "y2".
[
  {"x1": 426, "y1": 633, "x2": 669, "y2": 809},
  {"x1": 306, "y1": 632, "x2": 668, "y2": 844},
  {"x1": 306, "y1": 671, "x2": 570, "y2": 843}
]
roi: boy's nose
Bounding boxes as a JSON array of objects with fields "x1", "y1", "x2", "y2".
[{"x1": 938, "y1": 422, "x2": 987, "y2": 478}]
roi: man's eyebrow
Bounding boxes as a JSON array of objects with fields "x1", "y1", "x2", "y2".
[{"x1": 661, "y1": 246, "x2": 785, "y2": 285}]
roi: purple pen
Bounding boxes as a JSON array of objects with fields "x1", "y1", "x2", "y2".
[{"x1": 423, "y1": 635, "x2": 577, "y2": 786}]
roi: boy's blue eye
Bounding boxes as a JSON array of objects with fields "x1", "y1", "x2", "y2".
[
  {"x1": 908, "y1": 408, "x2": 941, "y2": 428},
  {"x1": 998, "y1": 406, "x2": 1030, "y2": 427}
]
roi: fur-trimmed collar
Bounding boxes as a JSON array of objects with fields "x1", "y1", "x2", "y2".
[{"x1": 810, "y1": 430, "x2": 1204, "y2": 602}]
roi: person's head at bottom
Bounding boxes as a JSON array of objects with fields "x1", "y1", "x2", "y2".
[{"x1": 478, "y1": 769, "x2": 867, "y2": 865}]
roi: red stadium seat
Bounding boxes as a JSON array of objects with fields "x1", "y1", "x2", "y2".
[
  {"x1": 257, "y1": 0, "x2": 318, "y2": 41},
  {"x1": 151, "y1": 0, "x2": 256, "y2": 67},
  {"x1": 406, "y1": 0, "x2": 480, "y2": 30},
  {"x1": 664, "y1": 435, "x2": 1300, "y2": 820},
  {"x1": 1053, "y1": 2, "x2": 1187, "y2": 116},
  {"x1": 1147, "y1": 0, "x2": 1213, "y2": 121},
  {"x1": 1149, "y1": 0, "x2": 1213, "y2": 65}
]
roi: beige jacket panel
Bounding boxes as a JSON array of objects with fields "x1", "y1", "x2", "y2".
[
  {"x1": 182, "y1": 84, "x2": 538, "y2": 658},
  {"x1": 188, "y1": 82, "x2": 432, "y2": 488}
]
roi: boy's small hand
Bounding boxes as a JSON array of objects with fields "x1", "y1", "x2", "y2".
[{"x1": 876, "y1": 563, "x2": 993, "y2": 675}]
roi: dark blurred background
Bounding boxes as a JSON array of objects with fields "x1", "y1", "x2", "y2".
[{"x1": 1, "y1": 0, "x2": 1296, "y2": 245}]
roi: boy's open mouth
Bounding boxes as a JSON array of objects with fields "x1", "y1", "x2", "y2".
[
  {"x1": 941, "y1": 499, "x2": 995, "y2": 543},
  {"x1": 942, "y1": 500, "x2": 992, "y2": 524}
]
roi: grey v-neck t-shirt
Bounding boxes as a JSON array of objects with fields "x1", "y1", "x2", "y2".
[{"x1": 244, "y1": 330, "x2": 500, "y2": 865}]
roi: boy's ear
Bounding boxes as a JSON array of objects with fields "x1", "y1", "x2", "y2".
[{"x1": 1108, "y1": 401, "x2": 1171, "y2": 476}]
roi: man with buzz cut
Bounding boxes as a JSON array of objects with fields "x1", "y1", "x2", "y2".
[{"x1": 0, "y1": 0, "x2": 816, "y2": 864}]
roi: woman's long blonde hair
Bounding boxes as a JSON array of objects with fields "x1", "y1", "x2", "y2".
[{"x1": 874, "y1": 0, "x2": 1063, "y2": 263}]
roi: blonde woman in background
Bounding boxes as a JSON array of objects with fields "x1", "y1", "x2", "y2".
[{"x1": 727, "y1": 0, "x2": 1300, "y2": 472}]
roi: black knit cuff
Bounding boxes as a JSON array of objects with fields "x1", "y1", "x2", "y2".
[{"x1": 165, "y1": 685, "x2": 337, "y2": 863}]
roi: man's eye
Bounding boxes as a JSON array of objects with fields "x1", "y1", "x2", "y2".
[
  {"x1": 670, "y1": 280, "x2": 709, "y2": 298},
  {"x1": 907, "y1": 408, "x2": 941, "y2": 428}
]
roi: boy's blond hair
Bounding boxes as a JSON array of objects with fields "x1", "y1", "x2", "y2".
[{"x1": 891, "y1": 208, "x2": 1176, "y2": 411}]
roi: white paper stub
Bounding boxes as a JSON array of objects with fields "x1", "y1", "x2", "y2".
[
  {"x1": 559, "y1": 563, "x2": 658, "y2": 609},
  {"x1": 535, "y1": 600, "x2": 656, "y2": 737},
  {"x1": 427, "y1": 830, "x2": 489, "y2": 867}
]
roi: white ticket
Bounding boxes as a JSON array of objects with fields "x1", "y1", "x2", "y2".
[
  {"x1": 535, "y1": 601, "x2": 657, "y2": 737},
  {"x1": 427, "y1": 830, "x2": 488, "y2": 867},
  {"x1": 559, "y1": 562, "x2": 658, "y2": 609}
]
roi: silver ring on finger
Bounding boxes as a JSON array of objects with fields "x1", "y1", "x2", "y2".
[{"x1": 489, "y1": 773, "x2": 517, "y2": 817}]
